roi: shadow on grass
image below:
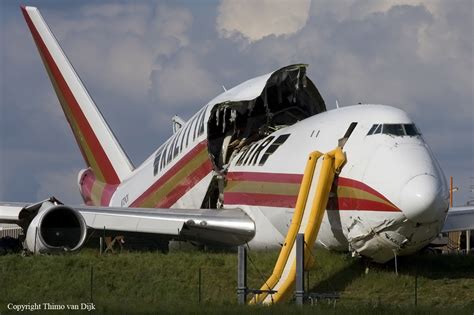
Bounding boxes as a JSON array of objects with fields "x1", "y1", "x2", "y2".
[
  {"x1": 309, "y1": 258, "x2": 365, "y2": 293},
  {"x1": 378, "y1": 252, "x2": 474, "y2": 280},
  {"x1": 308, "y1": 251, "x2": 474, "y2": 293}
]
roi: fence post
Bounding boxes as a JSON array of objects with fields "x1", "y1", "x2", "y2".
[
  {"x1": 237, "y1": 245, "x2": 247, "y2": 305},
  {"x1": 101, "y1": 226, "x2": 105, "y2": 255},
  {"x1": 306, "y1": 270, "x2": 310, "y2": 293},
  {"x1": 90, "y1": 265, "x2": 94, "y2": 303},
  {"x1": 414, "y1": 269, "x2": 418, "y2": 307},
  {"x1": 393, "y1": 249, "x2": 398, "y2": 275},
  {"x1": 198, "y1": 267, "x2": 202, "y2": 303},
  {"x1": 34, "y1": 227, "x2": 38, "y2": 253},
  {"x1": 295, "y1": 233, "x2": 305, "y2": 305},
  {"x1": 467, "y1": 230, "x2": 471, "y2": 254}
]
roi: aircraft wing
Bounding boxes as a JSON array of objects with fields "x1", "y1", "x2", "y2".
[
  {"x1": 442, "y1": 206, "x2": 474, "y2": 232},
  {"x1": 76, "y1": 205, "x2": 255, "y2": 246},
  {"x1": 0, "y1": 203, "x2": 26, "y2": 224},
  {"x1": 0, "y1": 198, "x2": 255, "y2": 253}
]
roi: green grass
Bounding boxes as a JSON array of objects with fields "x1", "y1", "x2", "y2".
[{"x1": 0, "y1": 247, "x2": 473, "y2": 314}]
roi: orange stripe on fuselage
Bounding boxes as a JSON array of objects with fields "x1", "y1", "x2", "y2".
[
  {"x1": 224, "y1": 172, "x2": 401, "y2": 212},
  {"x1": 131, "y1": 140, "x2": 213, "y2": 208}
]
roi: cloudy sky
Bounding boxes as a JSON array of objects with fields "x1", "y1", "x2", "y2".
[{"x1": 0, "y1": 0, "x2": 472, "y2": 205}]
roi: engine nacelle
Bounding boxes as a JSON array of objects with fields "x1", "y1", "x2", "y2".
[{"x1": 24, "y1": 201, "x2": 87, "y2": 253}]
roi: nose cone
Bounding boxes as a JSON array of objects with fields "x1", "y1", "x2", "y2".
[{"x1": 400, "y1": 174, "x2": 448, "y2": 223}]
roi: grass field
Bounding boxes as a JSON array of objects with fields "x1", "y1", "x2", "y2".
[{"x1": 0, "y1": 246, "x2": 473, "y2": 314}]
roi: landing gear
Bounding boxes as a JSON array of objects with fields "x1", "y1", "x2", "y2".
[{"x1": 101, "y1": 235, "x2": 170, "y2": 254}]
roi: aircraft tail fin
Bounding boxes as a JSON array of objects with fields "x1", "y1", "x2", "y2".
[{"x1": 21, "y1": 6, "x2": 134, "y2": 184}]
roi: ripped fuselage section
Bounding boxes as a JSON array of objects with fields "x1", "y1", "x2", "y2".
[{"x1": 203, "y1": 64, "x2": 326, "y2": 208}]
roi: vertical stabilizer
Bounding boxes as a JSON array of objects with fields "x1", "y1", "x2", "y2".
[{"x1": 21, "y1": 6, "x2": 134, "y2": 184}]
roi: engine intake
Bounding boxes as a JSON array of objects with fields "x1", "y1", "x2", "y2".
[{"x1": 25, "y1": 201, "x2": 87, "y2": 253}]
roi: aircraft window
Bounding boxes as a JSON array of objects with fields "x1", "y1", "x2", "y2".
[
  {"x1": 404, "y1": 124, "x2": 421, "y2": 136},
  {"x1": 373, "y1": 124, "x2": 382, "y2": 134},
  {"x1": 367, "y1": 123, "x2": 421, "y2": 136},
  {"x1": 367, "y1": 124, "x2": 378, "y2": 135},
  {"x1": 382, "y1": 124, "x2": 405, "y2": 136}
]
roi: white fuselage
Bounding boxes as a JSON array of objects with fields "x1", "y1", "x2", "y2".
[
  {"x1": 101, "y1": 104, "x2": 449, "y2": 263},
  {"x1": 223, "y1": 105, "x2": 449, "y2": 262}
]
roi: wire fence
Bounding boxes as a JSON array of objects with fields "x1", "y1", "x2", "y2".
[
  {"x1": 0, "y1": 263, "x2": 240, "y2": 307},
  {"x1": 1, "y1": 251, "x2": 473, "y2": 310}
]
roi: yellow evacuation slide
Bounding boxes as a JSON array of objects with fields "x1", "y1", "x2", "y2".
[{"x1": 251, "y1": 147, "x2": 346, "y2": 304}]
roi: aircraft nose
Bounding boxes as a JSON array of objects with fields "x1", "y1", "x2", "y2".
[{"x1": 400, "y1": 174, "x2": 448, "y2": 223}]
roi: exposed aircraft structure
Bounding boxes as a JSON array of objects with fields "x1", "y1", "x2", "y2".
[{"x1": 1, "y1": 6, "x2": 473, "y2": 269}]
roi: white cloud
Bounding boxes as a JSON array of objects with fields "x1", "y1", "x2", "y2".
[
  {"x1": 310, "y1": 0, "x2": 442, "y2": 22},
  {"x1": 46, "y1": 3, "x2": 193, "y2": 104},
  {"x1": 364, "y1": 0, "x2": 441, "y2": 17},
  {"x1": 150, "y1": 5, "x2": 192, "y2": 55},
  {"x1": 150, "y1": 51, "x2": 219, "y2": 109},
  {"x1": 216, "y1": 0, "x2": 311, "y2": 42},
  {"x1": 80, "y1": 3, "x2": 148, "y2": 20}
]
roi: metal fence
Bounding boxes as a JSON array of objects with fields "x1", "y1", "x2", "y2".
[
  {"x1": 0, "y1": 224, "x2": 22, "y2": 239},
  {"x1": 1, "y1": 249, "x2": 473, "y2": 312}
]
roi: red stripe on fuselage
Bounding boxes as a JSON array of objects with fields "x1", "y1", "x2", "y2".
[
  {"x1": 130, "y1": 140, "x2": 210, "y2": 207},
  {"x1": 328, "y1": 197, "x2": 399, "y2": 212},
  {"x1": 224, "y1": 192, "x2": 297, "y2": 208},
  {"x1": 335, "y1": 177, "x2": 393, "y2": 204},
  {"x1": 224, "y1": 171, "x2": 401, "y2": 212},
  {"x1": 226, "y1": 172, "x2": 302, "y2": 183},
  {"x1": 22, "y1": 8, "x2": 120, "y2": 184},
  {"x1": 155, "y1": 160, "x2": 213, "y2": 208}
]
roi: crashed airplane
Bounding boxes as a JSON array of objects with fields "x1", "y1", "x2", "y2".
[{"x1": 1, "y1": 6, "x2": 473, "y2": 263}]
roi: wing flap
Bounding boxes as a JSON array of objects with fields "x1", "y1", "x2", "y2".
[
  {"x1": 0, "y1": 202, "x2": 30, "y2": 224},
  {"x1": 79, "y1": 209, "x2": 185, "y2": 236},
  {"x1": 442, "y1": 206, "x2": 474, "y2": 232}
]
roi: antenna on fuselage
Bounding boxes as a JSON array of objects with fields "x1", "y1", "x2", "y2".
[
  {"x1": 336, "y1": 100, "x2": 340, "y2": 108},
  {"x1": 222, "y1": 85, "x2": 227, "y2": 92},
  {"x1": 172, "y1": 115, "x2": 186, "y2": 134}
]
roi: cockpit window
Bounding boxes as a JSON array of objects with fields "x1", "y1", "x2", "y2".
[
  {"x1": 367, "y1": 124, "x2": 378, "y2": 135},
  {"x1": 383, "y1": 124, "x2": 405, "y2": 136},
  {"x1": 367, "y1": 124, "x2": 382, "y2": 135},
  {"x1": 367, "y1": 123, "x2": 421, "y2": 136},
  {"x1": 373, "y1": 124, "x2": 382, "y2": 134},
  {"x1": 404, "y1": 124, "x2": 420, "y2": 136}
]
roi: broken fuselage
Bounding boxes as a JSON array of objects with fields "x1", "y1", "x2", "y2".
[{"x1": 79, "y1": 64, "x2": 449, "y2": 262}]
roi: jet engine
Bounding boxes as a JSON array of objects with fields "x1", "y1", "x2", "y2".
[{"x1": 23, "y1": 200, "x2": 87, "y2": 253}]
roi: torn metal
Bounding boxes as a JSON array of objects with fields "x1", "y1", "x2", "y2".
[
  {"x1": 202, "y1": 64, "x2": 326, "y2": 209},
  {"x1": 206, "y1": 64, "x2": 326, "y2": 172},
  {"x1": 346, "y1": 214, "x2": 442, "y2": 263}
]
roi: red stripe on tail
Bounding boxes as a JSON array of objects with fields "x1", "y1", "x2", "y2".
[{"x1": 22, "y1": 7, "x2": 120, "y2": 184}]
